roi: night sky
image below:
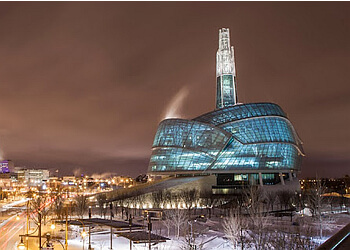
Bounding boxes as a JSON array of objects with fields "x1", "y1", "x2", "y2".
[{"x1": 0, "y1": 2, "x2": 349, "y2": 178}]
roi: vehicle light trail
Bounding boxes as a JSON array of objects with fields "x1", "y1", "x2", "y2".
[
  {"x1": 0, "y1": 214, "x2": 25, "y2": 249},
  {"x1": 0, "y1": 198, "x2": 55, "y2": 250}
]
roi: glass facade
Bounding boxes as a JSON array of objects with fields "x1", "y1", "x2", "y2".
[
  {"x1": 149, "y1": 119, "x2": 232, "y2": 172},
  {"x1": 148, "y1": 103, "x2": 303, "y2": 173},
  {"x1": 216, "y1": 75, "x2": 236, "y2": 108},
  {"x1": 148, "y1": 29, "x2": 303, "y2": 177},
  {"x1": 194, "y1": 103, "x2": 286, "y2": 126}
]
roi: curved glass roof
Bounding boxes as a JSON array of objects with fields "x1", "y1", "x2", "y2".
[
  {"x1": 219, "y1": 117, "x2": 298, "y2": 145},
  {"x1": 194, "y1": 103, "x2": 286, "y2": 126},
  {"x1": 150, "y1": 119, "x2": 232, "y2": 172},
  {"x1": 148, "y1": 103, "x2": 303, "y2": 173}
]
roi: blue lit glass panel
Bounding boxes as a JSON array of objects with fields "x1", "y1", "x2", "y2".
[
  {"x1": 220, "y1": 117, "x2": 298, "y2": 145},
  {"x1": 216, "y1": 75, "x2": 235, "y2": 109},
  {"x1": 194, "y1": 103, "x2": 286, "y2": 126},
  {"x1": 149, "y1": 119, "x2": 232, "y2": 172},
  {"x1": 210, "y1": 140, "x2": 301, "y2": 171},
  {"x1": 148, "y1": 103, "x2": 303, "y2": 173},
  {"x1": 149, "y1": 148, "x2": 213, "y2": 172},
  {"x1": 152, "y1": 119, "x2": 231, "y2": 157}
]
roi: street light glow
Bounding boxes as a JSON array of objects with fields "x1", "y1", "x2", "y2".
[
  {"x1": 81, "y1": 230, "x2": 87, "y2": 238},
  {"x1": 17, "y1": 238, "x2": 26, "y2": 250}
]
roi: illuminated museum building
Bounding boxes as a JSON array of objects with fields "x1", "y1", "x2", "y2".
[{"x1": 148, "y1": 28, "x2": 304, "y2": 189}]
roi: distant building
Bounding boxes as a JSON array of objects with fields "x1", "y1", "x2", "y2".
[
  {"x1": 300, "y1": 177, "x2": 349, "y2": 194},
  {"x1": 0, "y1": 160, "x2": 14, "y2": 173},
  {"x1": 47, "y1": 176, "x2": 62, "y2": 191},
  {"x1": 16, "y1": 169, "x2": 50, "y2": 187},
  {"x1": 62, "y1": 176, "x2": 76, "y2": 186},
  {"x1": 148, "y1": 28, "x2": 304, "y2": 194},
  {"x1": 0, "y1": 173, "x2": 11, "y2": 188}
]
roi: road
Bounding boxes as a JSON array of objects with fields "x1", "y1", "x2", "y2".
[
  {"x1": 0, "y1": 198, "x2": 55, "y2": 250},
  {"x1": 0, "y1": 199, "x2": 27, "y2": 250}
]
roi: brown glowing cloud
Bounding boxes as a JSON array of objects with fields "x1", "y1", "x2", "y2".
[{"x1": 0, "y1": 2, "x2": 349, "y2": 177}]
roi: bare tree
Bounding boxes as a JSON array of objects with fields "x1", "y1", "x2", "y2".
[
  {"x1": 52, "y1": 195, "x2": 64, "y2": 220},
  {"x1": 267, "y1": 230, "x2": 289, "y2": 250},
  {"x1": 325, "y1": 196, "x2": 335, "y2": 213},
  {"x1": 223, "y1": 209, "x2": 247, "y2": 249},
  {"x1": 75, "y1": 195, "x2": 88, "y2": 219},
  {"x1": 307, "y1": 178, "x2": 326, "y2": 238},
  {"x1": 97, "y1": 193, "x2": 107, "y2": 218},
  {"x1": 151, "y1": 190, "x2": 164, "y2": 208},
  {"x1": 200, "y1": 190, "x2": 220, "y2": 218},
  {"x1": 294, "y1": 223, "x2": 318, "y2": 250},
  {"x1": 162, "y1": 210, "x2": 173, "y2": 237},
  {"x1": 245, "y1": 186, "x2": 268, "y2": 250},
  {"x1": 264, "y1": 190, "x2": 277, "y2": 212},
  {"x1": 168, "y1": 193, "x2": 182, "y2": 210},
  {"x1": 277, "y1": 190, "x2": 294, "y2": 210},
  {"x1": 170, "y1": 209, "x2": 187, "y2": 238},
  {"x1": 180, "y1": 189, "x2": 199, "y2": 218},
  {"x1": 182, "y1": 220, "x2": 207, "y2": 250},
  {"x1": 30, "y1": 194, "x2": 50, "y2": 226}
]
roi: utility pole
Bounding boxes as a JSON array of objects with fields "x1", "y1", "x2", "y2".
[
  {"x1": 26, "y1": 200, "x2": 29, "y2": 250},
  {"x1": 38, "y1": 211, "x2": 42, "y2": 249},
  {"x1": 147, "y1": 213, "x2": 152, "y2": 250},
  {"x1": 110, "y1": 203, "x2": 113, "y2": 249},
  {"x1": 88, "y1": 206, "x2": 92, "y2": 250},
  {"x1": 65, "y1": 207, "x2": 68, "y2": 250},
  {"x1": 129, "y1": 214, "x2": 132, "y2": 250}
]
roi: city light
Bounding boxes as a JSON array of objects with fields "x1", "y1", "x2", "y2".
[
  {"x1": 0, "y1": 14, "x2": 347, "y2": 250},
  {"x1": 81, "y1": 230, "x2": 87, "y2": 238},
  {"x1": 17, "y1": 242, "x2": 25, "y2": 250},
  {"x1": 17, "y1": 238, "x2": 25, "y2": 250}
]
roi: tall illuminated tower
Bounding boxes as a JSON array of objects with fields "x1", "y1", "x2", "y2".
[{"x1": 216, "y1": 28, "x2": 237, "y2": 109}]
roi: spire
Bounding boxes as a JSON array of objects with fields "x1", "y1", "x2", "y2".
[{"x1": 216, "y1": 28, "x2": 237, "y2": 109}]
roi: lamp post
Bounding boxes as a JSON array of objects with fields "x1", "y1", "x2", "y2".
[
  {"x1": 88, "y1": 206, "x2": 92, "y2": 250},
  {"x1": 17, "y1": 237, "x2": 25, "y2": 250},
  {"x1": 147, "y1": 213, "x2": 152, "y2": 250},
  {"x1": 81, "y1": 230, "x2": 87, "y2": 250},
  {"x1": 26, "y1": 200, "x2": 29, "y2": 250},
  {"x1": 65, "y1": 207, "x2": 68, "y2": 250},
  {"x1": 38, "y1": 211, "x2": 42, "y2": 249},
  {"x1": 110, "y1": 203, "x2": 113, "y2": 250},
  {"x1": 65, "y1": 218, "x2": 86, "y2": 250},
  {"x1": 129, "y1": 215, "x2": 132, "y2": 250},
  {"x1": 51, "y1": 222, "x2": 56, "y2": 238}
]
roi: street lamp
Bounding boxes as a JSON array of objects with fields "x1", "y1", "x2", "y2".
[
  {"x1": 16, "y1": 214, "x2": 20, "y2": 221},
  {"x1": 81, "y1": 230, "x2": 87, "y2": 250},
  {"x1": 81, "y1": 230, "x2": 87, "y2": 238},
  {"x1": 50, "y1": 222, "x2": 56, "y2": 238},
  {"x1": 17, "y1": 237, "x2": 26, "y2": 250}
]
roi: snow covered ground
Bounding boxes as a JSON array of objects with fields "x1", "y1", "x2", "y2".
[
  {"x1": 65, "y1": 234, "x2": 233, "y2": 250},
  {"x1": 45, "y1": 211, "x2": 350, "y2": 250}
]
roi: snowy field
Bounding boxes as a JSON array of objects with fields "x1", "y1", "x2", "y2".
[
  {"x1": 65, "y1": 233, "x2": 233, "y2": 250},
  {"x1": 47, "y1": 211, "x2": 350, "y2": 250}
]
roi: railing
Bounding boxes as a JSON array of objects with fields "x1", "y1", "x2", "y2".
[{"x1": 317, "y1": 222, "x2": 350, "y2": 250}]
